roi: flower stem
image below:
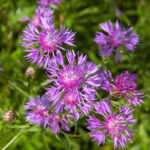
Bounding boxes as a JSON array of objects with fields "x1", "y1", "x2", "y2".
[
  {"x1": 2, "y1": 129, "x2": 24, "y2": 150},
  {"x1": 9, "y1": 82, "x2": 29, "y2": 98}
]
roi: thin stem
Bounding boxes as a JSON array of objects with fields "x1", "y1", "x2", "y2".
[
  {"x1": 9, "y1": 82, "x2": 29, "y2": 98},
  {"x1": 2, "y1": 129, "x2": 24, "y2": 150},
  {"x1": 6, "y1": 124, "x2": 29, "y2": 129},
  {"x1": 62, "y1": 132, "x2": 72, "y2": 150},
  {"x1": 65, "y1": 134, "x2": 72, "y2": 150},
  {"x1": 41, "y1": 128, "x2": 50, "y2": 150},
  {"x1": 74, "y1": 122, "x2": 78, "y2": 135}
]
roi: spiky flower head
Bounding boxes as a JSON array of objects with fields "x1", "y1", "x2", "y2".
[
  {"x1": 46, "y1": 50, "x2": 101, "y2": 120},
  {"x1": 94, "y1": 21, "x2": 139, "y2": 60},
  {"x1": 25, "y1": 95, "x2": 70, "y2": 134},
  {"x1": 21, "y1": 7, "x2": 75, "y2": 68},
  {"x1": 87, "y1": 100, "x2": 136, "y2": 149},
  {"x1": 99, "y1": 70, "x2": 143, "y2": 106},
  {"x1": 25, "y1": 96, "x2": 50, "y2": 126}
]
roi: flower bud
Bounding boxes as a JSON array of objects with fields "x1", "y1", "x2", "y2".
[
  {"x1": 25, "y1": 67, "x2": 35, "y2": 78},
  {"x1": 3, "y1": 110, "x2": 15, "y2": 122}
]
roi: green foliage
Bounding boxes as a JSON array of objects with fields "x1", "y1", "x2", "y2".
[{"x1": 0, "y1": 0, "x2": 150, "y2": 149}]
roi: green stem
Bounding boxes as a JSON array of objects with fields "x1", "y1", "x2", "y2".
[
  {"x1": 63, "y1": 133, "x2": 72, "y2": 150},
  {"x1": 9, "y1": 82, "x2": 29, "y2": 98},
  {"x1": 74, "y1": 122, "x2": 78, "y2": 135},
  {"x1": 2, "y1": 129, "x2": 24, "y2": 150},
  {"x1": 41, "y1": 128, "x2": 49, "y2": 150}
]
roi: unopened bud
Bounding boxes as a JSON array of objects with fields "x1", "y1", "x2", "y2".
[
  {"x1": 25, "y1": 67, "x2": 35, "y2": 78},
  {"x1": 59, "y1": 15, "x2": 64, "y2": 24},
  {"x1": 3, "y1": 110, "x2": 15, "y2": 122}
]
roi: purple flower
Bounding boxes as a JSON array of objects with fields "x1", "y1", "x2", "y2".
[
  {"x1": 46, "y1": 50, "x2": 101, "y2": 119},
  {"x1": 21, "y1": 7, "x2": 75, "y2": 67},
  {"x1": 25, "y1": 95, "x2": 71, "y2": 133},
  {"x1": 99, "y1": 70, "x2": 143, "y2": 106},
  {"x1": 94, "y1": 21, "x2": 139, "y2": 59},
  {"x1": 25, "y1": 96, "x2": 50, "y2": 126},
  {"x1": 38, "y1": 0, "x2": 62, "y2": 7},
  {"x1": 87, "y1": 100, "x2": 136, "y2": 148},
  {"x1": 113, "y1": 71, "x2": 143, "y2": 106}
]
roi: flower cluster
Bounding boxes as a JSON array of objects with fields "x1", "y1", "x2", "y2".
[
  {"x1": 21, "y1": 0, "x2": 144, "y2": 149},
  {"x1": 95, "y1": 21, "x2": 139, "y2": 61}
]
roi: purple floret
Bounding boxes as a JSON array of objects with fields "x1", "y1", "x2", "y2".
[
  {"x1": 38, "y1": 0, "x2": 62, "y2": 7},
  {"x1": 98, "y1": 70, "x2": 113, "y2": 92},
  {"x1": 87, "y1": 100, "x2": 135, "y2": 149},
  {"x1": 94, "y1": 21, "x2": 139, "y2": 59}
]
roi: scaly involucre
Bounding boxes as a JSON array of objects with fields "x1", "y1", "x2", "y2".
[
  {"x1": 46, "y1": 50, "x2": 101, "y2": 120},
  {"x1": 87, "y1": 100, "x2": 136, "y2": 149},
  {"x1": 21, "y1": 7, "x2": 75, "y2": 68}
]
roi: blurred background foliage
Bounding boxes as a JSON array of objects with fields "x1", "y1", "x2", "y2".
[{"x1": 0, "y1": 0, "x2": 150, "y2": 149}]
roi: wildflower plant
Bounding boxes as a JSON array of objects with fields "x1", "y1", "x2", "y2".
[{"x1": 20, "y1": 0, "x2": 144, "y2": 149}]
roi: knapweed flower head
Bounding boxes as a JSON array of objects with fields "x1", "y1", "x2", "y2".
[
  {"x1": 87, "y1": 100, "x2": 136, "y2": 149},
  {"x1": 94, "y1": 21, "x2": 139, "y2": 60},
  {"x1": 99, "y1": 70, "x2": 143, "y2": 106},
  {"x1": 25, "y1": 95, "x2": 70, "y2": 133},
  {"x1": 25, "y1": 95, "x2": 50, "y2": 126},
  {"x1": 21, "y1": 7, "x2": 75, "y2": 67},
  {"x1": 38, "y1": 0, "x2": 62, "y2": 7},
  {"x1": 46, "y1": 50, "x2": 101, "y2": 120}
]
